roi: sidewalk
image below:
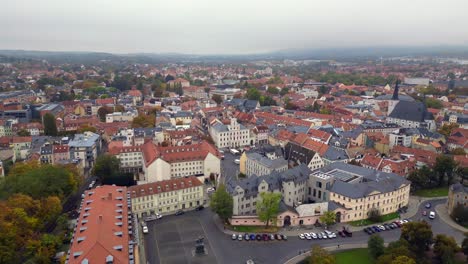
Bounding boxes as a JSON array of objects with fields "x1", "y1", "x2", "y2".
[{"x1": 435, "y1": 203, "x2": 468, "y2": 233}]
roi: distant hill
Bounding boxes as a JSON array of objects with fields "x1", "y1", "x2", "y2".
[{"x1": 1, "y1": 46, "x2": 468, "y2": 64}]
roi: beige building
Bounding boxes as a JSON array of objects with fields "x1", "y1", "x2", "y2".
[
  {"x1": 318, "y1": 163, "x2": 411, "y2": 222},
  {"x1": 105, "y1": 111, "x2": 137, "y2": 123},
  {"x1": 129, "y1": 176, "x2": 204, "y2": 218},
  {"x1": 244, "y1": 152, "x2": 288, "y2": 177},
  {"x1": 209, "y1": 118, "x2": 251, "y2": 148},
  {"x1": 447, "y1": 183, "x2": 468, "y2": 214}
]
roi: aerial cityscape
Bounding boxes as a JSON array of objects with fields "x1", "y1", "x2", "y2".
[{"x1": 0, "y1": 1, "x2": 467, "y2": 264}]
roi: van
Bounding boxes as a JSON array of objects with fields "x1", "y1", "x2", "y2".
[
  {"x1": 234, "y1": 159, "x2": 240, "y2": 164},
  {"x1": 429, "y1": 211, "x2": 435, "y2": 219}
]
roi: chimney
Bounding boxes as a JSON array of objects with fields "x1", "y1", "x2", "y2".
[
  {"x1": 108, "y1": 192, "x2": 112, "y2": 200},
  {"x1": 99, "y1": 215, "x2": 103, "y2": 222}
]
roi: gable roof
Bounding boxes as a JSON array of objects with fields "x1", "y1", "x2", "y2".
[{"x1": 389, "y1": 101, "x2": 434, "y2": 122}]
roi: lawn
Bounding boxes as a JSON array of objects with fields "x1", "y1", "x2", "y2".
[
  {"x1": 349, "y1": 212, "x2": 400, "y2": 227},
  {"x1": 335, "y1": 248, "x2": 371, "y2": 264},
  {"x1": 228, "y1": 225, "x2": 279, "y2": 233},
  {"x1": 414, "y1": 187, "x2": 449, "y2": 197}
]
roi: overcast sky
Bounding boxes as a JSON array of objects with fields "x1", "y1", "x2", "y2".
[{"x1": 1, "y1": 0, "x2": 467, "y2": 54}]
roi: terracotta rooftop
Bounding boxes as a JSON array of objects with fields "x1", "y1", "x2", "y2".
[
  {"x1": 128, "y1": 176, "x2": 203, "y2": 198},
  {"x1": 68, "y1": 185, "x2": 130, "y2": 264}
]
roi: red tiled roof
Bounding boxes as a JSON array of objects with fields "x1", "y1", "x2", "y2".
[
  {"x1": 128, "y1": 176, "x2": 202, "y2": 198},
  {"x1": 307, "y1": 129, "x2": 332, "y2": 142},
  {"x1": 68, "y1": 185, "x2": 130, "y2": 264},
  {"x1": 360, "y1": 154, "x2": 383, "y2": 168},
  {"x1": 53, "y1": 145, "x2": 69, "y2": 153}
]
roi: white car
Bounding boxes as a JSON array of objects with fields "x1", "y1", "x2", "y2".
[
  {"x1": 234, "y1": 159, "x2": 240, "y2": 164},
  {"x1": 206, "y1": 187, "x2": 215, "y2": 193},
  {"x1": 238, "y1": 234, "x2": 243, "y2": 241},
  {"x1": 299, "y1": 234, "x2": 305, "y2": 239},
  {"x1": 321, "y1": 232, "x2": 328, "y2": 239},
  {"x1": 232, "y1": 234, "x2": 237, "y2": 240},
  {"x1": 142, "y1": 226, "x2": 148, "y2": 234},
  {"x1": 328, "y1": 232, "x2": 337, "y2": 238},
  {"x1": 155, "y1": 213, "x2": 163, "y2": 219},
  {"x1": 429, "y1": 211, "x2": 436, "y2": 219},
  {"x1": 305, "y1": 233, "x2": 312, "y2": 240},
  {"x1": 310, "y1": 233, "x2": 317, "y2": 239}
]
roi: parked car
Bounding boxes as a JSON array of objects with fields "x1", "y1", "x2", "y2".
[
  {"x1": 270, "y1": 234, "x2": 275, "y2": 240},
  {"x1": 238, "y1": 234, "x2": 243, "y2": 241},
  {"x1": 364, "y1": 228, "x2": 372, "y2": 235},
  {"x1": 195, "y1": 205, "x2": 204, "y2": 211},
  {"x1": 305, "y1": 233, "x2": 312, "y2": 240},
  {"x1": 299, "y1": 233, "x2": 305, "y2": 239},
  {"x1": 262, "y1": 234, "x2": 269, "y2": 241},
  {"x1": 321, "y1": 232, "x2": 328, "y2": 239},
  {"x1": 317, "y1": 233, "x2": 323, "y2": 239},
  {"x1": 244, "y1": 233, "x2": 250, "y2": 241},
  {"x1": 393, "y1": 221, "x2": 402, "y2": 227},
  {"x1": 422, "y1": 210, "x2": 427, "y2": 216},
  {"x1": 338, "y1": 231, "x2": 345, "y2": 237},
  {"x1": 175, "y1": 210, "x2": 185, "y2": 216},
  {"x1": 342, "y1": 228, "x2": 353, "y2": 237},
  {"x1": 281, "y1": 234, "x2": 288, "y2": 240},
  {"x1": 232, "y1": 234, "x2": 237, "y2": 240},
  {"x1": 142, "y1": 226, "x2": 148, "y2": 234},
  {"x1": 372, "y1": 226, "x2": 381, "y2": 232},
  {"x1": 378, "y1": 225, "x2": 385, "y2": 231},
  {"x1": 250, "y1": 234, "x2": 256, "y2": 240},
  {"x1": 275, "y1": 234, "x2": 281, "y2": 240},
  {"x1": 425, "y1": 203, "x2": 431, "y2": 209},
  {"x1": 311, "y1": 232, "x2": 317, "y2": 239},
  {"x1": 256, "y1": 234, "x2": 262, "y2": 241},
  {"x1": 429, "y1": 211, "x2": 436, "y2": 219}
]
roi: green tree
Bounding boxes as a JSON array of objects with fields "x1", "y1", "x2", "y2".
[
  {"x1": 368, "y1": 208, "x2": 383, "y2": 222},
  {"x1": 319, "y1": 211, "x2": 336, "y2": 226},
  {"x1": 376, "y1": 239, "x2": 413, "y2": 264},
  {"x1": 17, "y1": 129, "x2": 31, "y2": 136},
  {"x1": 451, "y1": 148, "x2": 466, "y2": 155},
  {"x1": 425, "y1": 98, "x2": 443, "y2": 109},
  {"x1": 209, "y1": 184, "x2": 233, "y2": 223},
  {"x1": 433, "y1": 234, "x2": 459, "y2": 264},
  {"x1": 267, "y1": 86, "x2": 279, "y2": 94},
  {"x1": 438, "y1": 123, "x2": 459, "y2": 137},
  {"x1": 434, "y1": 155, "x2": 458, "y2": 186},
  {"x1": 280, "y1": 87, "x2": 289, "y2": 96},
  {"x1": 369, "y1": 234, "x2": 385, "y2": 260},
  {"x1": 390, "y1": 256, "x2": 415, "y2": 264},
  {"x1": 407, "y1": 166, "x2": 432, "y2": 190},
  {"x1": 453, "y1": 205, "x2": 468, "y2": 229},
  {"x1": 400, "y1": 221, "x2": 433, "y2": 256},
  {"x1": 93, "y1": 155, "x2": 133, "y2": 186},
  {"x1": 212, "y1": 94, "x2": 223, "y2": 105},
  {"x1": 0, "y1": 162, "x2": 79, "y2": 199},
  {"x1": 309, "y1": 245, "x2": 336, "y2": 264},
  {"x1": 43, "y1": 113, "x2": 58, "y2": 136},
  {"x1": 245, "y1": 88, "x2": 261, "y2": 101},
  {"x1": 256, "y1": 192, "x2": 281, "y2": 228},
  {"x1": 462, "y1": 233, "x2": 468, "y2": 262}
]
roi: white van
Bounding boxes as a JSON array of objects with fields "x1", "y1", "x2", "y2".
[
  {"x1": 429, "y1": 211, "x2": 435, "y2": 219},
  {"x1": 234, "y1": 159, "x2": 240, "y2": 164}
]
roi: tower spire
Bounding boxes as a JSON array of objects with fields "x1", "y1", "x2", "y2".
[{"x1": 392, "y1": 79, "x2": 400, "y2": 100}]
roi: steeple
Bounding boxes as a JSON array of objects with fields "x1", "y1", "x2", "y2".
[{"x1": 392, "y1": 80, "x2": 400, "y2": 100}]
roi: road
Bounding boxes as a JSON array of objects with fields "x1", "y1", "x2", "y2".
[
  {"x1": 143, "y1": 197, "x2": 466, "y2": 264},
  {"x1": 144, "y1": 209, "x2": 401, "y2": 264}
]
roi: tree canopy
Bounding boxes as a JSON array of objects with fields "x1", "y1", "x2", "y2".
[
  {"x1": 0, "y1": 162, "x2": 80, "y2": 200},
  {"x1": 319, "y1": 211, "x2": 336, "y2": 226},
  {"x1": 309, "y1": 245, "x2": 336, "y2": 264},
  {"x1": 400, "y1": 221, "x2": 433, "y2": 256},
  {"x1": 369, "y1": 234, "x2": 385, "y2": 260},
  {"x1": 256, "y1": 192, "x2": 281, "y2": 228},
  {"x1": 93, "y1": 154, "x2": 134, "y2": 186},
  {"x1": 209, "y1": 184, "x2": 233, "y2": 223},
  {"x1": 43, "y1": 113, "x2": 58, "y2": 136}
]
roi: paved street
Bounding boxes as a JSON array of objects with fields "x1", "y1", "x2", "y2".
[
  {"x1": 142, "y1": 197, "x2": 466, "y2": 264},
  {"x1": 144, "y1": 209, "x2": 401, "y2": 264}
]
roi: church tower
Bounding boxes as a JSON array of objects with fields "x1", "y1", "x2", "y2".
[{"x1": 387, "y1": 80, "x2": 400, "y2": 115}]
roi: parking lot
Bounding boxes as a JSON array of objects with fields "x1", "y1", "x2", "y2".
[
  {"x1": 220, "y1": 151, "x2": 241, "y2": 184},
  {"x1": 145, "y1": 214, "x2": 218, "y2": 264}
]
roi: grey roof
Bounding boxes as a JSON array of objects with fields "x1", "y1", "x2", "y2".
[
  {"x1": 284, "y1": 142, "x2": 316, "y2": 166},
  {"x1": 246, "y1": 152, "x2": 288, "y2": 170},
  {"x1": 450, "y1": 183, "x2": 468, "y2": 194},
  {"x1": 389, "y1": 101, "x2": 434, "y2": 122},
  {"x1": 319, "y1": 163, "x2": 410, "y2": 199},
  {"x1": 323, "y1": 147, "x2": 348, "y2": 161},
  {"x1": 226, "y1": 164, "x2": 311, "y2": 198},
  {"x1": 69, "y1": 132, "x2": 100, "y2": 148}
]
